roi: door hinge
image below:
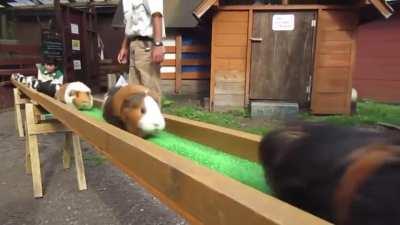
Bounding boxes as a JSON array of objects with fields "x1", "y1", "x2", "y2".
[{"x1": 311, "y1": 19, "x2": 317, "y2": 27}]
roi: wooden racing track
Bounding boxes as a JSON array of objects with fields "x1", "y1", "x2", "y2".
[{"x1": 12, "y1": 80, "x2": 331, "y2": 225}]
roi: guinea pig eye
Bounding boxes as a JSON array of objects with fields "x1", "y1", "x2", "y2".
[{"x1": 140, "y1": 107, "x2": 146, "y2": 114}]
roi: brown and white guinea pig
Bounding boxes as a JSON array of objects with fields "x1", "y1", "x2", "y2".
[
  {"x1": 102, "y1": 84, "x2": 165, "y2": 138},
  {"x1": 55, "y1": 81, "x2": 93, "y2": 110},
  {"x1": 36, "y1": 80, "x2": 61, "y2": 97},
  {"x1": 259, "y1": 122, "x2": 400, "y2": 225}
]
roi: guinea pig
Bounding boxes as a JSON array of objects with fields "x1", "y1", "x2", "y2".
[
  {"x1": 17, "y1": 74, "x2": 26, "y2": 83},
  {"x1": 25, "y1": 76, "x2": 36, "y2": 88},
  {"x1": 36, "y1": 80, "x2": 61, "y2": 97},
  {"x1": 11, "y1": 73, "x2": 23, "y2": 81},
  {"x1": 55, "y1": 82, "x2": 93, "y2": 110},
  {"x1": 259, "y1": 123, "x2": 400, "y2": 225},
  {"x1": 31, "y1": 79, "x2": 41, "y2": 90},
  {"x1": 102, "y1": 84, "x2": 165, "y2": 138}
]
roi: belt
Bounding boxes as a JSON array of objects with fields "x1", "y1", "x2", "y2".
[{"x1": 130, "y1": 36, "x2": 153, "y2": 42}]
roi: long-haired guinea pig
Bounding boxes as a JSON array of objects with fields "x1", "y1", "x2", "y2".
[
  {"x1": 102, "y1": 84, "x2": 165, "y2": 138},
  {"x1": 36, "y1": 80, "x2": 61, "y2": 97},
  {"x1": 55, "y1": 82, "x2": 93, "y2": 110},
  {"x1": 259, "y1": 123, "x2": 400, "y2": 225},
  {"x1": 11, "y1": 73, "x2": 23, "y2": 81}
]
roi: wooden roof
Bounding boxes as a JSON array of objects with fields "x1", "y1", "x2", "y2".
[{"x1": 193, "y1": 0, "x2": 395, "y2": 19}]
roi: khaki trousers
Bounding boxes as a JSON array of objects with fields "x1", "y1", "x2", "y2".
[{"x1": 128, "y1": 39, "x2": 162, "y2": 103}]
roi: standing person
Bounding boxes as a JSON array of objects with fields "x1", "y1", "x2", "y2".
[{"x1": 117, "y1": 0, "x2": 165, "y2": 104}]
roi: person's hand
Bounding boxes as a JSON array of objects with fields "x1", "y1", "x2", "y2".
[
  {"x1": 117, "y1": 47, "x2": 129, "y2": 64},
  {"x1": 151, "y1": 46, "x2": 164, "y2": 64}
]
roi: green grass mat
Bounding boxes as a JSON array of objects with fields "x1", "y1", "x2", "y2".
[{"x1": 81, "y1": 107, "x2": 271, "y2": 193}]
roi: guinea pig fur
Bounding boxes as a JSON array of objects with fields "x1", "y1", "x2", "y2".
[
  {"x1": 36, "y1": 80, "x2": 60, "y2": 97},
  {"x1": 17, "y1": 75, "x2": 26, "y2": 83},
  {"x1": 31, "y1": 79, "x2": 40, "y2": 90},
  {"x1": 55, "y1": 82, "x2": 93, "y2": 110},
  {"x1": 259, "y1": 123, "x2": 400, "y2": 225},
  {"x1": 103, "y1": 84, "x2": 165, "y2": 138}
]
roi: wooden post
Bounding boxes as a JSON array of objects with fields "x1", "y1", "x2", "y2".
[
  {"x1": 63, "y1": 134, "x2": 72, "y2": 169},
  {"x1": 1, "y1": 14, "x2": 7, "y2": 39},
  {"x1": 13, "y1": 88, "x2": 26, "y2": 137},
  {"x1": 175, "y1": 35, "x2": 182, "y2": 94},
  {"x1": 71, "y1": 133, "x2": 87, "y2": 191},
  {"x1": 25, "y1": 103, "x2": 43, "y2": 198}
]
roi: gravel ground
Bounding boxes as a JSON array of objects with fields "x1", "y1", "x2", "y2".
[{"x1": 0, "y1": 109, "x2": 188, "y2": 225}]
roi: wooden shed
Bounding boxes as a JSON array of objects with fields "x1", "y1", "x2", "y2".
[{"x1": 194, "y1": 0, "x2": 394, "y2": 115}]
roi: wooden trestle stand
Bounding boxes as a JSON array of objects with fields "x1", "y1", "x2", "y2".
[{"x1": 14, "y1": 88, "x2": 87, "y2": 198}]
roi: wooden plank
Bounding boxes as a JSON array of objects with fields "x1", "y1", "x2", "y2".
[
  {"x1": 214, "y1": 34, "x2": 248, "y2": 47},
  {"x1": 182, "y1": 59, "x2": 210, "y2": 66},
  {"x1": 71, "y1": 133, "x2": 87, "y2": 191},
  {"x1": 314, "y1": 68, "x2": 350, "y2": 93},
  {"x1": 214, "y1": 22, "x2": 248, "y2": 35},
  {"x1": 13, "y1": 88, "x2": 25, "y2": 138},
  {"x1": 214, "y1": 46, "x2": 247, "y2": 59},
  {"x1": 0, "y1": 68, "x2": 37, "y2": 76},
  {"x1": 175, "y1": 35, "x2": 182, "y2": 94},
  {"x1": 214, "y1": 11, "x2": 249, "y2": 22},
  {"x1": 377, "y1": 122, "x2": 400, "y2": 131},
  {"x1": 13, "y1": 80, "x2": 332, "y2": 225},
  {"x1": 30, "y1": 122, "x2": 70, "y2": 135},
  {"x1": 219, "y1": 5, "x2": 356, "y2": 10},
  {"x1": 245, "y1": 9, "x2": 253, "y2": 106},
  {"x1": 25, "y1": 103, "x2": 43, "y2": 198},
  {"x1": 0, "y1": 44, "x2": 40, "y2": 55},
  {"x1": 161, "y1": 72, "x2": 210, "y2": 80},
  {"x1": 319, "y1": 30, "x2": 353, "y2": 41},
  {"x1": 161, "y1": 80, "x2": 210, "y2": 96},
  {"x1": 182, "y1": 45, "x2": 209, "y2": 53},
  {"x1": 319, "y1": 41, "x2": 352, "y2": 55},
  {"x1": 317, "y1": 54, "x2": 351, "y2": 67},
  {"x1": 319, "y1": 9, "x2": 358, "y2": 31},
  {"x1": 311, "y1": 93, "x2": 349, "y2": 114},
  {"x1": 165, "y1": 45, "x2": 176, "y2": 53},
  {"x1": 0, "y1": 58, "x2": 41, "y2": 66}
]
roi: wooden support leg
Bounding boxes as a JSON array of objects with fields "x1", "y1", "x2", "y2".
[
  {"x1": 67, "y1": 132, "x2": 87, "y2": 191},
  {"x1": 25, "y1": 103, "x2": 43, "y2": 198},
  {"x1": 25, "y1": 133, "x2": 31, "y2": 174},
  {"x1": 63, "y1": 134, "x2": 72, "y2": 169},
  {"x1": 13, "y1": 88, "x2": 25, "y2": 137}
]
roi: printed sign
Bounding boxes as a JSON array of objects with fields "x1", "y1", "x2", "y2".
[
  {"x1": 73, "y1": 60, "x2": 82, "y2": 70},
  {"x1": 72, "y1": 39, "x2": 80, "y2": 51},
  {"x1": 71, "y1": 23, "x2": 79, "y2": 34},
  {"x1": 41, "y1": 30, "x2": 63, "y2": 60},
  {"x1": 272, "y1": 14, "x2": 295, "y2": 31}
]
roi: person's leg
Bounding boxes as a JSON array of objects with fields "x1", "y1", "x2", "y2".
[
  {"x1": 128, "y1": 40, "x2": 140, "y2": 85},
  {"x1": 133, "y1": 40, "x2": 162, "y2": 104}
]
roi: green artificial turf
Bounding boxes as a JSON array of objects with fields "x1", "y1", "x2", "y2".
[{"x1": 81, "y1": 107, "x2": 271, "y2": 194}]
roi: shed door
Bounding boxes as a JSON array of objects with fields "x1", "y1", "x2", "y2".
[{"x1": 250, "y1": 11, "x2": 316, "y2": 106}]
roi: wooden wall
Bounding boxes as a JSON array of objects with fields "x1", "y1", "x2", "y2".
[
  {"x1": 210, "y1": 10, "x2": 249, "y2": 111},
  {"x1": 311, "y1": 9, "x2": 358, "y2": 115},
  {"x1": 353, "y1": 13, "x2": 400, "y2": 103}
]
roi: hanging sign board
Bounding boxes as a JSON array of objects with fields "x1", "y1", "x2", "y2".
[
  {"x1": 272, "y1": 14, "x2": 295, "y2": 31},
  {"x1": 71, "y1": 23, "x2": 79, "y2": 34},
  {"x1": 72, "y1": 39, "x2": 81, "y2": 51},
  {"x1": 73, "y1": 60, "x2": 82, "y2": 70},
  {"x1": 41, "y1": 30, "x2": 64, "y2": 60}
]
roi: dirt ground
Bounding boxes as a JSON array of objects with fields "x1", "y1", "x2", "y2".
[{"x1": 0, "y1": 109, "x2": 188, "y2": 225}]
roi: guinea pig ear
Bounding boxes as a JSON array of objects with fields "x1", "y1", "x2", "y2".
[{"x1": 147, "y1": 90, "x2": 161, "y2": 106}]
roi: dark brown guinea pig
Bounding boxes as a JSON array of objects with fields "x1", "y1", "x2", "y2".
[
  {"x1": 259, "y1": 123, "x2": 400, "y2": 225},
  {"x1": 102, "y1": 84, "x2": 165, "y2": 138}
]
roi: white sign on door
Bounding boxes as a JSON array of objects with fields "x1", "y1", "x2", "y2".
[{"x1": 272, "y1": 14, "x2": 295, "y2": 31}]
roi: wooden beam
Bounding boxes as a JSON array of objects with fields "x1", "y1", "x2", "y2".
[
  {"x1": 13, "y1": 80, "x2": 331, "y2": 225},
  {"x1": 175, "y1": 35, "x2": 182, "y2": 94},
  {"x1": 368, "y1": 0, "x2": 394, "y2": 18},
  {"x1": 193, "y1": 0, "x2": 218, "y2": 19}
]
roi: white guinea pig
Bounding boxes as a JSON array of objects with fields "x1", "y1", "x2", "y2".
[
  {"x1": 55, "y1": 81, "x2": 93, "y2": 110},
  {"x1": 102, "y1": 84, "x2": 165, "y2": 138}
]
